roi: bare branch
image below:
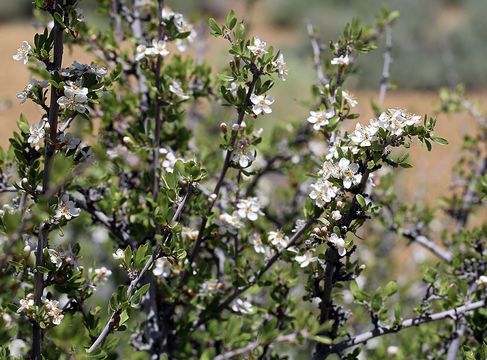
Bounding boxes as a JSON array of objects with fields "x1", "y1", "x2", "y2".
[
  {"x1": 305, "y1": 19, "x2": 329, "y2": 87},
  {"x1": 323, "y1": 300, "x2": 485, "y2": 357},
  {"x1": 378, "y1": 24, "x2": 392, "y2": 106}
]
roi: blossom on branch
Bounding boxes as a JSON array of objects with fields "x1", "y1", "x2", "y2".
[
  {"x1": 250, "y1": 94, "x2": 274, "y2": 115},
  {"x1": 13, "y1": 41, "x2": 31, "y2": 64}
]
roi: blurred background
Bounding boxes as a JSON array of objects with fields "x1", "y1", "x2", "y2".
[{"x1": 0, "y1": 0, "x2": 486, "y2": 202}]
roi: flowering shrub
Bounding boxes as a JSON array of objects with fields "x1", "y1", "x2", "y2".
[{"x1": 0, "y1": 1, "x2": 486, "y2": 359}]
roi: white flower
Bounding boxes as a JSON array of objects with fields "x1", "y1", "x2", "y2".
[
  {"x1": 307, "y1": 110, "x2": 334, "y2": 131},
  {"x1": 311, "y1": 297, "x2": 322, "y2": 307},
  {"x1": 249, "y1": 233, "x2": 266, "y2": 254},
  {"x1": 342, "y1": 90, "x2": 357, "y2": 107},
  {"x1": 64, "y1": 81, "x2": 88, "y2": 97},
  {"x1": 135, "y1": 44, "x2": 149, "y2": 61},
  {"x1": 198, "y1": 279, "x2": 222, "y2": 297},
  {"x1": 13, "y1": 41, "x2": 31, "y2": 64},
  {"x1": 295, "y1": 250, "x2": 318, "y2": 268},
  {"x1": 272, "y1": 53, "x2": 288, "y2": 80},
  {"x1": 182, "y1": 227, "x2": 199, "y2": 242},
  {"x1": 309, "y1": 179, "x2": 338, "y2": 207},
  {"x1": 16, "y1": 78, "x2": 49, "y2": 104},
  {"x1": 113, "y1": 249, "x2": 125, "y2": 260},
  {"x1": 228, "y1": 81, "x2": 238, "y2": 96},
  {"x1": 58, "y1": 132, "x2": 81, "y2": 150},
  {"x1": 349, "y1": 123, "x2": 378, "y2": 147},
  {"x1": 57, "y1": 87, "x2": 88, "y2": 113},
  {"x1": 268, "y1": 231, "x2": 289, "y2": 249},
  {"x1": 150, "y1": 39, "x2": 170, "y2": 57},
  {"x1": 169, "y1": 79, "x2": 189, "y2": 100},
  {"x1": 251, "y1": 128, "x2": 263, "y2": 139},
  {"x1": 329, "y1": 233, "x2": 346, "y2": 256},
  {"x1": 236, "y1": 197, "x2": 264, "y2": 221},
  {"x1": 232, "y1": 298, "x2": 254, "y2": 314},
  {"x1": 153, "y1": 257, "x2": 172, "y2": 277},
  {"x1": 337, "y1": 158, "x2": 362, "y2": 189},
  {"x1": 54, "y1": 194, "x2": 81, "y2": 220},
  {"x1": 232, "y1": 143, "x2": 255, "y2": 168},
  {"x1": 476, "y1": 275, "x2": 487, "y2": 286},
  {"x1": 216, "y1": 212, "x2": 243, "y2": 235},
  {"x1": 48, "y1": 249, "x2": 63, "y2": 268},
  {"x1": 250, "y1": 94, "x2": 274, "y2": 115},
  {"x1": 332, "y1": 210, "x2": 342, "y2": 221},
  {"x1": 17, "y1": 294, "x2": 34, "y2": 313},
  {"x1": 330, "y1": 55, "x2": 349, "y2": 66},
  {"x1": 28, "y1": 124, "x2": 45, "y2": 145},
  {"x1": 247, "y1": 37, "x2": 267, "y2": 56}
]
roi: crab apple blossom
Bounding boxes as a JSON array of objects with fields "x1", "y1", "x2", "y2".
[
  {"x1": 337, "y1": 158, "x2": 362, "y2": 188},
  {"x1": 54, "y1": 194, "x2": 81, "y2": 220},
  {"x1": 12, "y1": 41, "x2": 31, "y2": 64},
  {"x1": 309, "y1": 179, "x2": 339, "y2": 207},
  {"x1": 272, "y1": 53, "x2": 289, "y2": 80},
  {"x1": 27, "y1": 124, "x2": 45, "y2": 145},
  {"x1": 329, "y1": 233, "x2": 346, "y2": 256},
  {"x1": 250, "y1": 93, "x2": 274, "y2": 115},
  {"x1": 330, "y1": 54, "x2": 350, "y2": 66},
  {"x1": 57, "y1": 88, "x2": 88, "y2": 113},
  {"x1": 249, "y1": 233, "x2": 266, "y2": 254},
  {"x1": 307, "y1": 109, "x2": 335, "y2": 130},
  {"x1": 169, "y1": 79, "x2": 190, "y2": 100},
  {"x1": 268, "y1": 230, "x2": 289, "y2": 249},
  {"x1": 231, "y1": 298, "x2": 254, "y2": 314},
  {"x1": 342, "y1": 90, "x2": 358, "y2": 107},
  {"x1": 236, "y1": 197, "x2": 264, "y2": 221},
  {"x1": 247, "y1": 37, "x2": 267, "y2": 56},
  {"x1": 295, "y1": 250, "x2": 318, "y2": 268},
  {"x1": 153, "y1": 257, "x2": 173, "y2": 278}
]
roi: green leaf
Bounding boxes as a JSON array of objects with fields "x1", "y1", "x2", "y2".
[
  {"x1": 431, "y1": 135, "x2": 448, "y2": 145},
  {"x1": 385, "y1": 281, "x2": 397, "y2": 297},
  {"x1": 119, "y1": 310, "x2": 129, "y2": 326},
  {"x1": 356, "y1": 194, "x2": 366, "y2": 208},
  {"x1": 208, "y1": 18, "x2": 221, "y2": 35},
  {"x1": 225, "y1": 10, "x2": 237, "y2": 30}
]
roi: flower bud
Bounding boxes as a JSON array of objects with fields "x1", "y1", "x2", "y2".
[
  {"x1": 208, "y1": 193, "x2": 217, "y2": 203},
  {"x1": 23, "y1": 245, "x2": 31, "y2": 253},
  {"x1": 239, "y1": 121, "x2": 246, "y2": 129},
  {"x1": 336, "y1": 201, "x2": 344, "y2": 208},
  {"x1": 320, "y1": 226, "x2": 327, "y2": 233},
  {"x1": 220, "y1": 123, "x2": 227, "y2": 133},
  {"x1": 359, "y1": 264, "x2": 366, "y2": 270},
  {"x1": 22, "y1": 178, "x2": 28, "y2": 184},
  {"x1": 231, "y1": 124, "x2": 239, "y2": 132},
  {"x1": 65, "y1": 257, "x2": 72, "y2": 263},
  {"x1": 123, "y1": 136, "x2": 134, "y2": 145},
  {"x1": 313, "y1": 227, "x2": 320, "y2": 234}
]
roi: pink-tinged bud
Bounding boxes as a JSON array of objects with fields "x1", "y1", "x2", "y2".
[
  {"x1": 220, "y1": 123, "x2": 227, "y2": 133},
  {"x1": 313, "y1": 227, "x2": 320, "y2": 234},
  {"x1": 100, "y1": 267, "x2": 108, "y2": 273},
  {"x1": 22, "y1": 178, "x2": 28, "y2": 184},
  {"x1": 46, "y1": 303, "x2": 52, "y2": 310},
  {"x1": 219, "y1": 214, "x2": 225, "y2": 221},
  {"x1": 320, "y1": 226, "x2": 327, "y2": 233},
  {"x1": 337, "y1": 201, "x2": 344, "y2": 208},
  {"x1": 359, "y1": 264, "x2": 366, "y2": 270},
  {"x1": 43, "y1": 121, "x2": 50, "y2": 130},
  {"x1": 239, "y1": 121, "x2": 246, "y2": 129},
  {"x1": 208, "y1": 193, "x2": 217, "y2": 203},
  {"x1": 23, "y1": 245, "x2": 31, "y2": 253},
  {"x1": 375, "y1": 179, "x2": 381, "y2": 186},
  {"x1": 65, "y1": 257, "x2": 72, "y2": 263},
  {"x1": 59, "y1": 314, "x2": 64, "y2": 319}
]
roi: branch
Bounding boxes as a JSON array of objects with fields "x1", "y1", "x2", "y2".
[
  {"x1": 192, "y1": 216, "x2": 316, "y2": 329},
  {"x1": 378, "y1": 24, "x2": 392, "y2": 106},
  {"x1": 87, "y1": 185, "x2": 193, "y2": 353},
  {"x1": 400, "y1": 230, "x2": 453, "y2": 263},
  {"x1": 185, "y1": 72, "x2": 260, "y2": 268},
  {"x1": 305, "y1": 19, "x2": 329, "y2": 87},
  {"x1": 74, "y1": 198, "x2": 137, "y2": 247},
  {"x1": 215, "y1": 331, "x2": 304, "y2": 360},
  {"x1": 323, "y1": 300, "x2": 485, "y2": 356},
  {"x1": 33, "y1": 4, "x2": 64, "y2": 358}
]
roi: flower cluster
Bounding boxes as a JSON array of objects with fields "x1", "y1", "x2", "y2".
[
  {"x1": 57, "y1": 81, "x2": 89, "y2": 113},
  {"x1": 136, "y1": 40, "x2": 170, "y2": 61},
  {"x1": 162, "y1": 8, "x2": 197, "y2": 51},
  {"x1": 17, "y1": 294, "x2": 64, "y2": 326},
  {"x1": 350, "y1": 108, "x2": 421, "y2": 147},
  {"x1": 16, "y1": 78, "x2": 49, "y2": 105}
]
